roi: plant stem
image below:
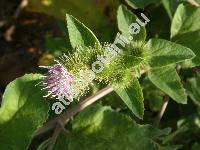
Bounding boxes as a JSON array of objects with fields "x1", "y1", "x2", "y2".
[
  {"x1": 187, "y1": 0, "x2": 199, "y2": 7},
  {"x1": 4, "y1": 0, "x2": 28, "y2": 41},
  {"x1": 34, "y1": 85, "x2": 114, "y2": 137},
  {"x1": 154, "y1": 95, "x2": 169, "y2": 127},
  {"x1": 47, "y1": 124, "x2": 62, "y2": 150},
  {"x1": 45, "y1": 85, "x2": 113, "y2": 149},
  {"x1": 13, "y1": 0, "x2": 28, "y2": 19}
]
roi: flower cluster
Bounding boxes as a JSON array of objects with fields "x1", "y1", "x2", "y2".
[
  {"x1": 40, "y1": 12, "x2": 150, "y2": 114},
  {"x1": 41, "y1": 63, "x2": 74, "y2": 100}
]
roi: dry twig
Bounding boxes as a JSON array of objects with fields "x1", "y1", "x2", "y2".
[
  {"x1": 187, "y1": 0, "x2": 200, "y2": 7},
  {"x1": 154, "y1": 95, "x2": 169, "y2": 127}
]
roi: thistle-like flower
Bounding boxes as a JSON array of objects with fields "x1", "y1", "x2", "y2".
[
  {"x1": 39, "y1": 41, "x2": 148, "y2": 100},
  {"x1": 41, "y1": 63, "x2": 74, "y2": 100}
]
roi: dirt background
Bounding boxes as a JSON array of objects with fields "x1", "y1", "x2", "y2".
[{"x1": 0, "y1": 0, "x2": 62, "y2": 102}]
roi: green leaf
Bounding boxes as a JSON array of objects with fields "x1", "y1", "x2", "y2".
[
  {"x1": 171, "y1": 4, "x2": 200, "y2": 38},
  {"x1": 0, "y1": 74, "x2": 49, "y2": 150},
  {"x1": 187, "y1": 76, "x2": 200, "y2": 107},
  {"x1": 125, "y1": 0, "x2": 160, "y2": 9},
  {"x1": 170, "y1": 4, "x2": 200, "y2": 67},
  {"x1": 117, "y1": 5, "x2": 146, "y2": 41},
  {"x1": 173, "y1": 30, "x2": 200, "y2": 68},
  {"x1": 66, "y1": 14, "x2": 100, "y2": 48},
  {"x1": 66, "y1": 104, "x2": 171, "y2": 150},
  {"x1": 145, "y1": 38, "x2": 195, "y2": 68},
  {"x1": 148, "y1": 66, "x2": 187, "y2": 104},
  {"x1": 162, "y1": 124, "x2": 188, "y2": 145},
  {"x1": 114, "y1": 78, "x2": 144, "y2": 119},
  {"x1": 162, "y1": 0, "x2": 180, "y2": 20}
]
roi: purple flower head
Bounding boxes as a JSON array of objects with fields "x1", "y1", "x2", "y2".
[{"x1": 41, "y1": 63, "x2": 74, "y2": 100}]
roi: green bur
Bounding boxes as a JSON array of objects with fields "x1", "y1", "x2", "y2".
[{"x1": 58, "y1": 41, "x2": 148, "y2": 98}]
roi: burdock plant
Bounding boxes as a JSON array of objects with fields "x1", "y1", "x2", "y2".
[
  {"x1": 40, "y1": 5, "x2": 195, "y2": 114},
  {"x1": 41, "y1": 40, "x2": 148, "y2": 101},
  {"x1": 0, "y1": 3, "x2": 198, "y2": 150}
]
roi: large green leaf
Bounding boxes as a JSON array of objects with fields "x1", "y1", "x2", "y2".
[
  {"x1": 148, "y1": 66, "x2": 187, "y2": 104},
  {"x1": 66, "y1": 14, "x2": 100, "y2": 49},
  {"x1": 125, "y1": 0, "x2": 160, "y2": 9},
  {"x1": 187, "y1": 76, "x2": 200, "y2": 107},
  {"x1": 0, "y1": 74, "x2": 49, "y2": 150},
  {"x1": 173, "y1": 30, "x2": 200, "y2": 68},
  {"x1": 171, "y1": 4, "x2": 200, "y2": 38},
  {"x1": 117, "y1": 5, "x2": 146, "y2": 41},
  {"x1": 162, "y1": 0, "x2": 180, "y2": 20},
  {"x1": 162, "y1": 0, "x2": 179, "y2": 19},
  {"x1": 56, "y1": 104, "x2": 171, "y2": 150},
  {"x1": 114, "y1": 78, "x2": 144, "y2": 119},
  {"x1": 170, "y1": 4, "x2": 200, "y2": 67},
  {"x1": 145, "y1": 38, "x2": 195, "y2": 68}
]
